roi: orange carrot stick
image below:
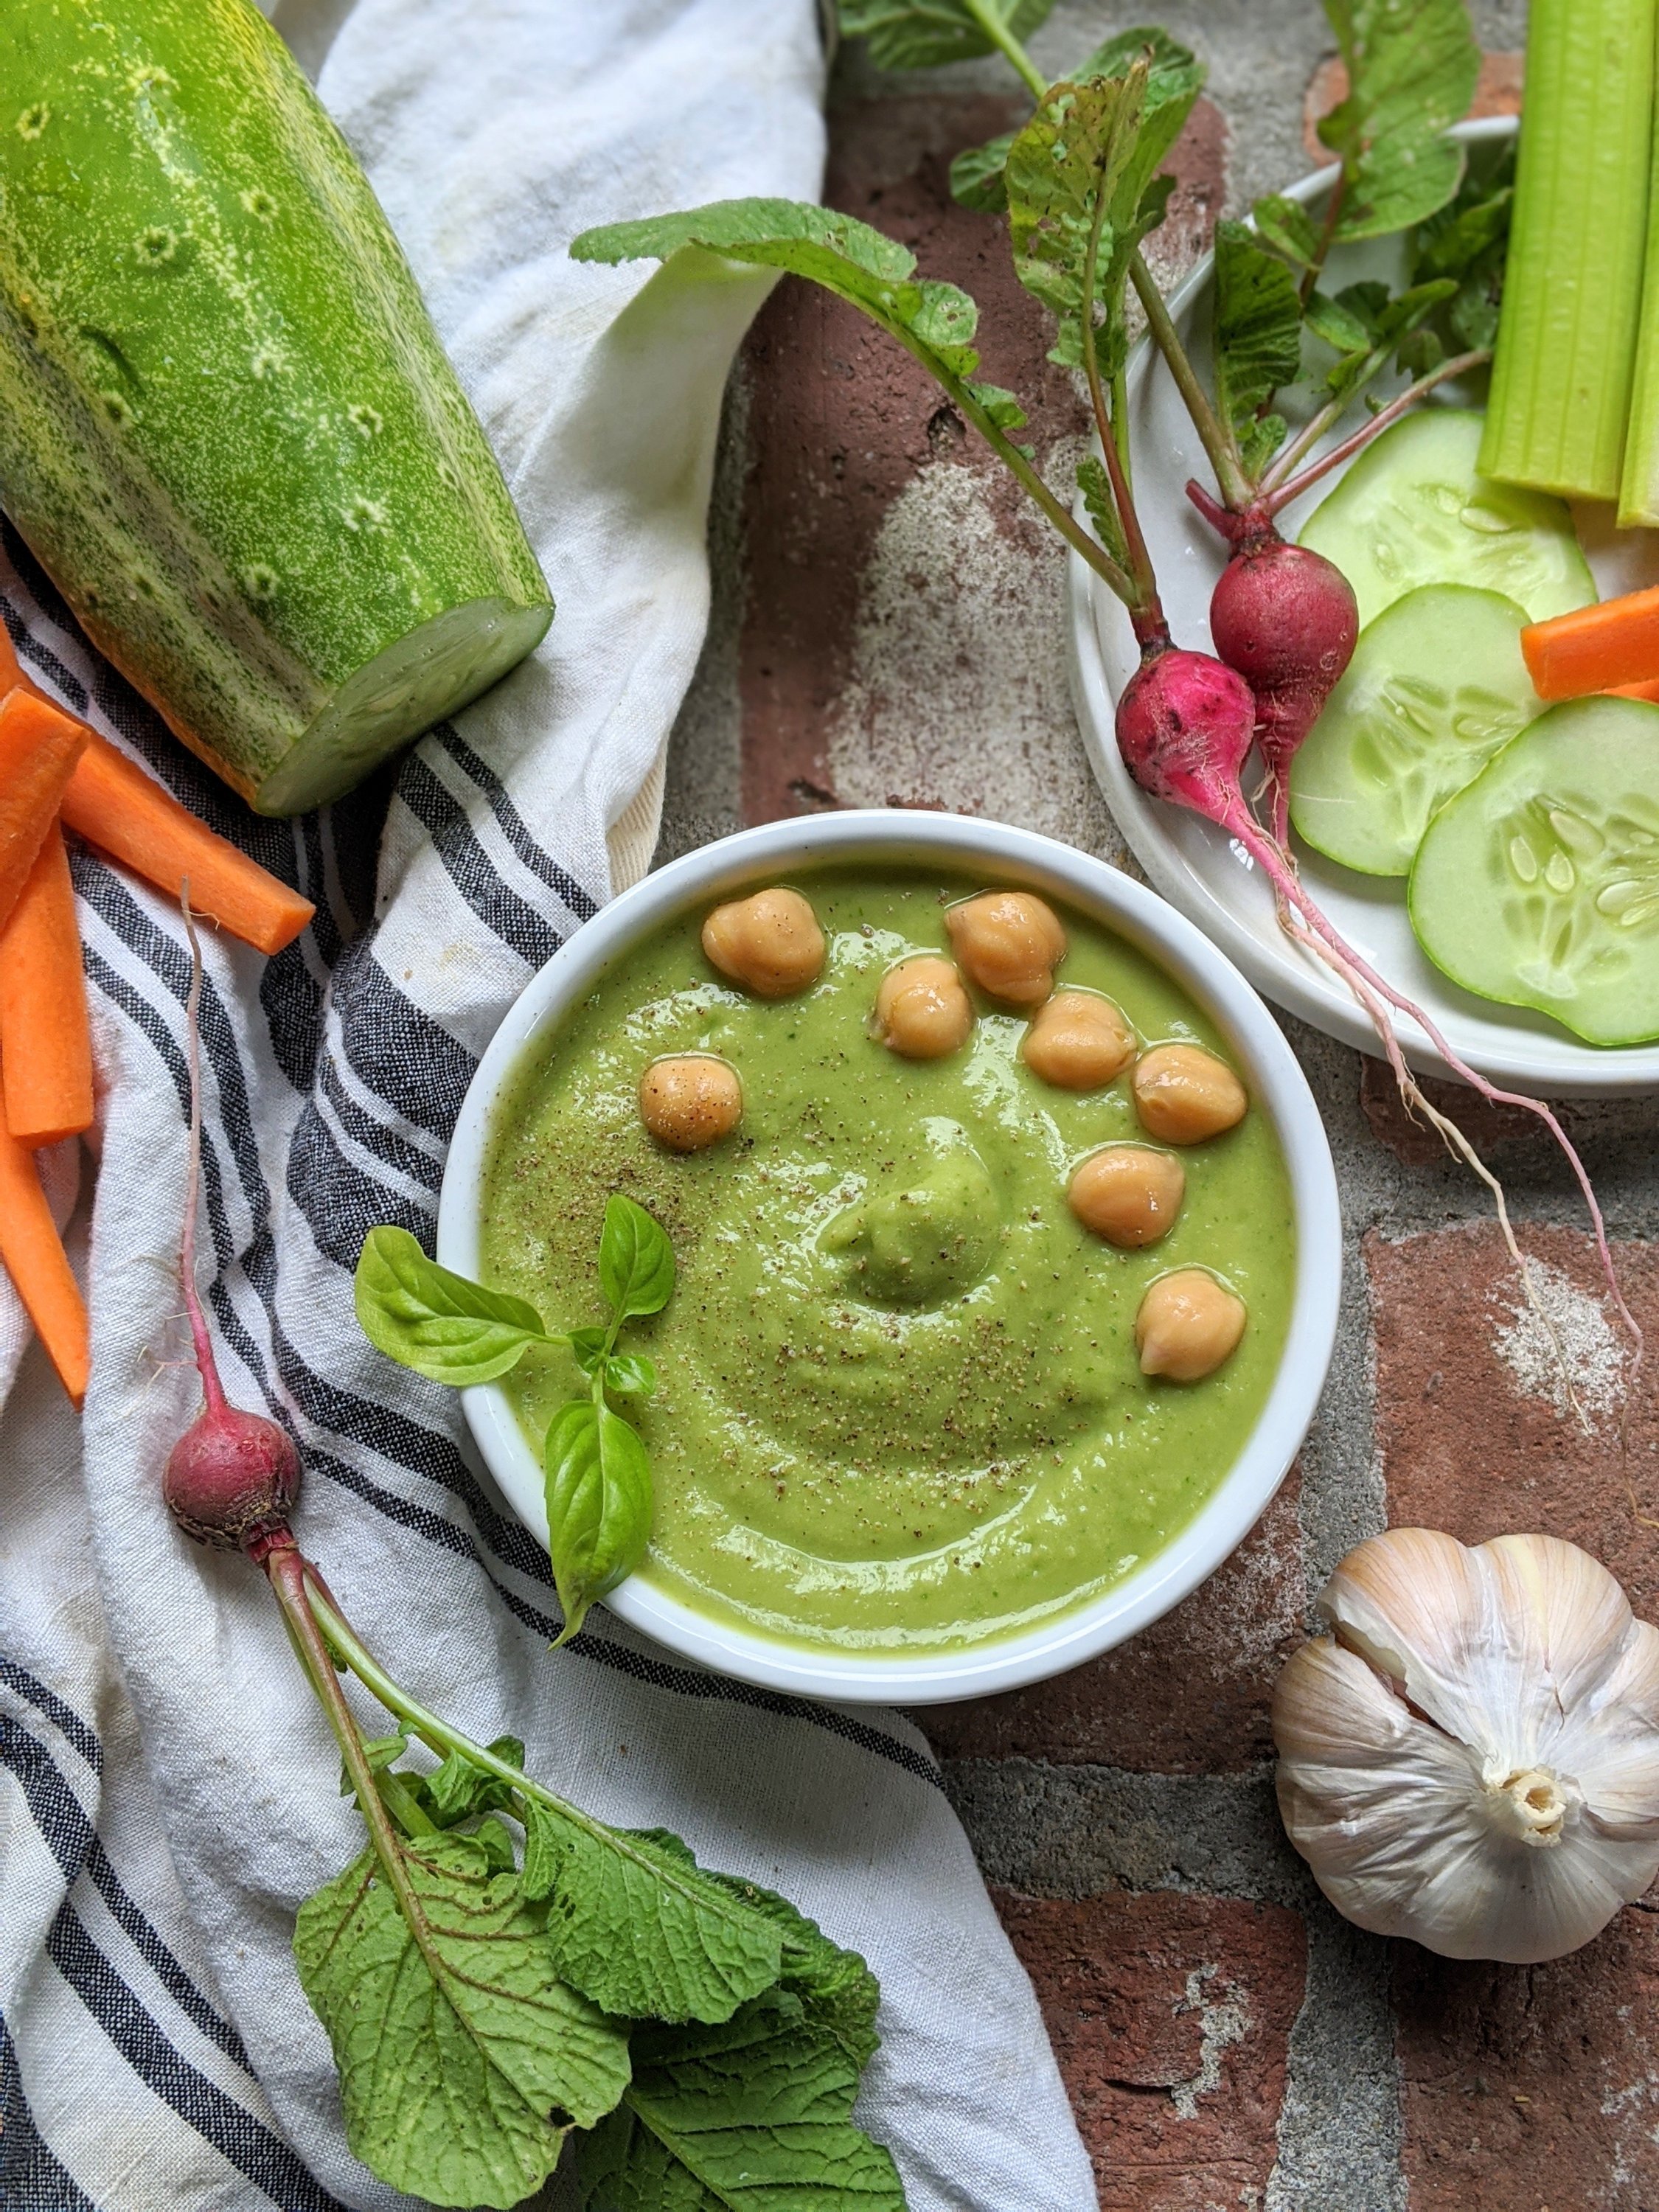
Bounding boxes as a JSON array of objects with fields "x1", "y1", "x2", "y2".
[
  {"x1": 1609, "y1": 675, "x2": 1659, "y2": 702},
  {"x1": 0, "y1": 823, "x2": 94, "y2": 1147},
  {"x1": 0, "y1": 689, "x2": 88, "y2": 936},
  {"x1": 0, "y1": 1118, "x2": 88, "y2": 1404},
  {"x1": 1522, "y1": 583, "x2": 1659, "y2": 700},
  {"x1": 61, "y1": 733, "x2": 313, "y2": 956}
]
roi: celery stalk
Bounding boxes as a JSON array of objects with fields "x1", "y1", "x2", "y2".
[
  {"x1": 1480, "y1": 0, "x2": 1656, "y2": 503},
  {"x1": 1621, "y1": 67, "x2": 1659, "y2": 520}
]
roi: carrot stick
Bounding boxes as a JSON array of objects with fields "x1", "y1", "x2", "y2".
[
  {"x1": 0, "y1": 689, "x2": 88, "y2": 936},
  {"x1": 61, "y1": 733, "x2": 313, "y2": 956},
  {"x1": 1522, "y1": 583, "x2": 1659, "y2": 700},
  {"x1": 0, "y1": 1118, "x2": 88, "y2": 1404},
  {"x1": 1609, "y1": 674, "x2": 1659, "y2": 701},
  {"x1": 0, "y1": 824, "x2": 93, "y2": 1147}
]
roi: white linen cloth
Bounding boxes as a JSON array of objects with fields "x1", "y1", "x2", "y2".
[{"x1": 0, "y1": 3, "x2": 1099, "y2": 2208}]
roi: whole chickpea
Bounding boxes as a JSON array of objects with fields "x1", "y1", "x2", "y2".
[
  {"x1": 701, "y1": 887, "x2": 826, "y2": 998},
  {"x1": 1068, "y1": 1145, "x2": 1184, "y2": 1248},
  {"x1": 1135, "y1": 1268, "x2": 1247, "y2": 1381},
  {"x1": 639, "y1": 1054, "x2": 742, "y2": 1152},
  {"x1": 945, "y1": 890, "x2": 1067, "y2": 1006},
  {"x1": 1132, "y1": 1043, "x2": 1248, "y2": 1144},
  {"x1": 1023, "y1": 990, "x2": 1137, "y2": 1091},
  {"x1": 874, "y1": 956, "x2": 974, "y2": 1060}
]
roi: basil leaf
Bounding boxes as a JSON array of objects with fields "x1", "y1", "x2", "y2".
[
  {"x1": 598, "y1": 1194, "x2": 676, "y2": 1321},
  {"x1": 294, "y1": 1832, "x2": 630, "y2": 2208},
  {"x1": 602, "y1": 1351, "x2": 658, "y2": 1399},
  {"x1": 354, "y1": 1226, "x2": 555, "y2": 1385},
  {"x1": 524, "y1": 1810, "x2": 784, "y2": 2025},
  {"x1": 1319, "y1": 0, "x2": 1478, "y2": 242},
  {"x1": 543, "y1": 1397, "x2": 653, "y2": 1644},
  {"x1": 836, "y1": 0, "x2": 1054, "y2": 73},
  {"x1": 567, "y1": 1325, "x2": 611, "y2": 1377}
]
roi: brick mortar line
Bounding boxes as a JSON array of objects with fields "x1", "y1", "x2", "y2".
[{"x1": 947, "y1": 1757, "x2": 1406, "y2": 2211}]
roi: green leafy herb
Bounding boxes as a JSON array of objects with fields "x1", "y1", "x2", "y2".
[
  {"x1": 1251, "y1": 192, "x2": 1322, "y2": 270},
  {"x1": 524, "y1": 1810, "x2": 787, "y2": 2025},
  {"x1": 353, "y1": 1225, "x2": 559, "y2": 1384},
  {"x1": 1211, "y1": 220, "x2": 1304, "y2": 479},
  {"x1": 1411, "y1": 141, "x2": 1514, "y2": 354},
  {"x1": 947, "y1": 25, "x2": 1199, "y2": 213},
  {"x1": 599, "y1": 1194, "x2": 676, "y2": 1321},
  {"x1": 1316, "y1": 0, "x2": 1479, "y2": 242},
  {"x1": 577, "y1": 1986, "x2": 905, "y2": 2212},
  {"x1": 837, "y1": 0, "x2": 1054, "y2": 74},
  {"x1": 293, "y1": 1831, "x2": 630, "y2": 2209},
  {"x1": 1004, "y1": 50, "x2": 1203, "y2": 378},
  {"x1": 543, "y1": 1397, "x2": 655, "y2": 1645}
]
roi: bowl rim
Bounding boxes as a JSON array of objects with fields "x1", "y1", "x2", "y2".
[{"x1": 437, "y1": 809, "x2": 1342, "y2": 1705}]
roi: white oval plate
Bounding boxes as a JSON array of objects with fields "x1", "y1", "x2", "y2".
[
  {"x1": 439, "y1": 810, "x2": 1341, "y2": 1705},
  {"x1": 1068, "y1": 117, "x2": 1659, "y2": 1097}
]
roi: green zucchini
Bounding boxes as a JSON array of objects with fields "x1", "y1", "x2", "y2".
[{"x1": 0, "y1": 0, "x2": 552, "y2": 815}]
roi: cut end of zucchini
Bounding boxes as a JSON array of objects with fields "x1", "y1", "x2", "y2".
[
  {"x1": 251, "y1": 596, "x2": 552, "y2": 815},
  {"x1": 1408, "y1": 696, "x2": 1659, "y2": 1047}
]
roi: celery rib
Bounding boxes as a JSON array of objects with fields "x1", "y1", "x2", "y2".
[{"x1": 1481, "y1": 0, "x2": 1657, "y2": 503}]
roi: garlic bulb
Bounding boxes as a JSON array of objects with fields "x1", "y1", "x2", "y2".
[{"x1": 1273, "y1": 1527, "x2": 1659, "y2": 1964}]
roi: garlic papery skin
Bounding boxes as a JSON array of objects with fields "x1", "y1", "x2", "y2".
[{"x1": 1272, "y1": 1528, "x2": 1659, "y2": 1964}]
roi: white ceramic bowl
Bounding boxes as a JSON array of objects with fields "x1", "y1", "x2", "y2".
[{"x1": 438, "y1": 810, "x2": 1341, "y2": 1705}]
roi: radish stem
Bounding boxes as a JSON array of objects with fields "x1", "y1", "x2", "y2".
[
  {"x1": 1130, "y1": 253, "x2": 1253, "y2": 507},
  {"x1": 1257, "y1": 349, "x2": 1491, "y2": 507}
]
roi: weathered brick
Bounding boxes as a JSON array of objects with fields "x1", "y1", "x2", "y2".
[
  {"x1": 1397, "y1": 1905, "x2": 1659, "y2": 2212},
  {"x1": 1357, "y1": 1059, "x2": 1569, "y2": 1169},
  {"x1": 995, "y1": 1887, "x2": 1305, "y2": 2211},
  {"x1": 736, "y1": 90, "x2": 1225, "y2": 827},
  {"x1": 918, "y1": 1475, "x2": 1303, "y2": 1774},
  {"x1": 1367, "y1": 1224, "x2": 1659, "y2": 1616}
]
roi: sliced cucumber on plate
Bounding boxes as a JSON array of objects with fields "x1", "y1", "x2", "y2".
[
  {"x1": 1298, "y1": 410, "x2": 1596, "y2": 630},
  {"x1": 1410, "y1": 698, "x2": 1659, "y2": 1046},
  {"x1": 1290, "y1": 585, "x2": 1543, "y2": 877}
]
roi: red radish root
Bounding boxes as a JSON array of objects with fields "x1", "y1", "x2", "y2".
[{"x1": 164, "y1": 902, "x2": 300, "y2": 1561}]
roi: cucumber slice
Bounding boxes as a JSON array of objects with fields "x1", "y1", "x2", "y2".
[
  {"x1": 1298, "y1": 410, "x2": 1596, "y2": 631},
  {"x1": 1289, "y1": 585, "x2": 1543, "y2": 877},
  {"x1": 1408, "y1": 697, "x2": 1659, "y2": 1046}
]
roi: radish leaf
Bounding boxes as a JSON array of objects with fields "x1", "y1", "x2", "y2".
[
  {"x1": 1252, "y1": 193, "x2": 1322, "y2": 270},
  {"x1": 1318, "y1": 0, "x2": 1478, "y2": 241},
  {"x1": 293, "y1": 1832, "x2": 630, "y2": 2210},
  {"x1": 949, "y1": 28, "x2": 1202, "y2": 215},
  {"x1": 1005, "y1": 54, "x2": 1201, "y2": 375},
  {"x1": 524, "y1": 1811, "x2": 785, "y2": 2025},
  {"x1": 577, "y1": 1987, "x2": 905, "y2": 2212},
  {"x1": 1212, "y1": 220, "x2": 1303, "y2": 479},
  {"x1": 1077, "y1": 455, "x2": 1129, "y2": 566},
  {"x1": 354, "y1": 1225, "x2": 557, "y2": 1384},
  {"x1": 837, "y1": 0, "x2": 1054, "y2": 72}
]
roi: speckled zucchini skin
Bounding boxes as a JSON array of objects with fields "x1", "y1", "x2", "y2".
[{"x1": 0, "y1": 0, "x2": 552, "y2": 812}]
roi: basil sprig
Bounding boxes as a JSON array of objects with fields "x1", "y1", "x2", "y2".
[{"x1": 354, "y1": 1197, "x2": 676, "y2": 1641}]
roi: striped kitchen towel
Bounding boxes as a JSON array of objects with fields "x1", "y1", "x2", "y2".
[{"x1": 0, "y1": 2, "x2": 1098, "y2": 2208}]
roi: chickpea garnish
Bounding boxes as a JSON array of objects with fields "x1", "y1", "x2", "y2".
[
  {"x1": 1023, "y1": 990, "x2": 1137, "y2": 1091},
  {"x1": 639, "y1": 1054, "x2": 742, "y2": 1152},
  {"x1": 945, "y1": 890, "x2": 1067, "y2": 1006},
  {"x1": 1068, "y1": 1145, "x2": 1184, "y2": 1248},
  {"x1": 1132, "y1": 1043, "x2": 1248, "y2": 1144},
  {"x1": 874, "y1": 956, "x2": 973, "y2": 1060},
  {"x1": 1135, "y1": 1268, "x2": 1247, "y2": 1382},
  {"x1": 701, "y1": 887, "x2": 825, "y2": 998}
]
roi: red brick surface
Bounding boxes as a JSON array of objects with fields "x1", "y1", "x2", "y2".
[
  {"x1": 996, "y1": 1888, "x2": 1305, "y2": 2210},
  {"x1": 735, "y1": 91, "x2": 1226, "y2": 827},
  {"x1": 919, "y1": 1475, "x2": 1303, "y2": 1773},
  {"x1": 1367, "y1": 1225, "x2": 1659, "y2": 1615},
  {"x1": 1397, "y1": 1905, "x2": 1659, "y2": 2212},
  {"x1": 1357, "y1": 1060, "x2": 1575, "y2": 1167}
]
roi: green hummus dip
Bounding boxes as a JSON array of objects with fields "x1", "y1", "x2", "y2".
[{"x1": 479, "y1": 866, "x2": 1294, "y2": 1653}]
